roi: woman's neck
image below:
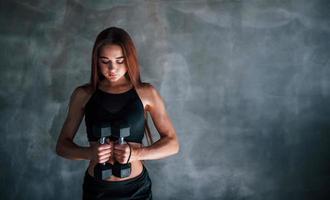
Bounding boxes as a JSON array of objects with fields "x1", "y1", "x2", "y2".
[{"x1": 99, "y1": 78, "x2": 132, "y2": 92}]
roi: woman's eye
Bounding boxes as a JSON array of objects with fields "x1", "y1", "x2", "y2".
[{"x1": 100, "y1": 59, "x2": 124, "y2": 65}]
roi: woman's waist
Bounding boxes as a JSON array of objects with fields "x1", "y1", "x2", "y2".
[{"x1": 87, "y1": 160, "x2": 144, "y2": 182}]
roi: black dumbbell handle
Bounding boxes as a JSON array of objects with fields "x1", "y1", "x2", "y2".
[
  {"x1": 99, "y1": 137, "x2": 107, "y2": 166},
  {"x1": 118, "y1": 137, "x2": 125, "y2": 145}
]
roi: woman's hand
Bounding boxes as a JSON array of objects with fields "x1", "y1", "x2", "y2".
[
  {"x1": 113, "y1": 142, "x2": 142, "y2": 164},
  {"x1": 89, "y1": 140, "x2": 114, "y2": 164}
]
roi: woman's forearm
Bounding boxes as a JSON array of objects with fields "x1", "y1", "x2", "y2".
[
  {"x1": 56, "y1": 139, "x2": 91, "y2": 160},
  {"x1": 137, "y1": 136, "x2": 179, "y2": 161}
]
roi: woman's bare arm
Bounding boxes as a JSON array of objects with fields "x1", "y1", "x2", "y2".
[
  {"x1": 136, "y1": 84, "x2": 180, "y2": 160},
  {"x1": 55, "y1": 86, "x2": 92, "y2": 160}
]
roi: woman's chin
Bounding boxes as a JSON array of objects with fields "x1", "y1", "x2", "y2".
[{"x1": 106, "y1": 76, "x2": 119, "y2": 82}]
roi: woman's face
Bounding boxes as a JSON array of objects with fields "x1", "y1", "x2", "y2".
[{"x1": 98, "y1": 44, "x2": 128, "y2": 83}]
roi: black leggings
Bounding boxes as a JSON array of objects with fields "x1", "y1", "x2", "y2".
[{"x1": 82, "y1": 165, "x2": 152, "y2": 200}]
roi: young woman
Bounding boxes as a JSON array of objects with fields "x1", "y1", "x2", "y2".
[{"x1": 55, "y1": 27, "x2": 180, "y2": 199}]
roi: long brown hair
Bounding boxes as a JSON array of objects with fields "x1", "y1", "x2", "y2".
[{"x1": 90, "y1": 27, "x2": 153, "y2": 145}]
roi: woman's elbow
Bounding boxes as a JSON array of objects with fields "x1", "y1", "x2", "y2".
[
  {"x1": 55, "y1": 143, "x2": 62, "y2": 156},
  {"x1": 172, "y1": 136, "x2": 180, "y2": 155},
  {"x1": 55, "y1": 140, "x2": 66, "y2": 157}
]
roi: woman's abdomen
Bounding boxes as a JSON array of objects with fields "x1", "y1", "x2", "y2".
[{"x1": 87, "y1": 160, "x2": 144, "y2": 181}]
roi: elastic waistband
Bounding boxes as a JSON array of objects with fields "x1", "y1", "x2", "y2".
[{"x1": 84, "y1": 165, "x2": 148, "y2": 186}]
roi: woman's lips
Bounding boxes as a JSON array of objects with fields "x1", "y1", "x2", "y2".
[{"x1": 109, "y1": 73, "x2": 116, "y2": 77}]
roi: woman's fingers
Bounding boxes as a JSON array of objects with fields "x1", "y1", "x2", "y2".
[
  {"x1": 97, "y1": 143, "x2": 112, "y2": 154},
  {"x1": 99, "y1": 153, "x2": 112, "y2": 163},
  {"x1": 92, "y1": 141, "x2": 140, "y2": 164},
  {"x1": 113, "y1": 144, "x2": 131, "y2": 163},
  {"x1": 94, "y1": 143, "x2": 113, "y2": 163},
  {"x1": 98, "y1": 150, "x2": 113, "y2": 162},
  {"x1": 113, "y1": 145, "x2": 129, "y2": 157},
  {"x1": 97, "y1": 143, "x2": 112, "y2": 151}
]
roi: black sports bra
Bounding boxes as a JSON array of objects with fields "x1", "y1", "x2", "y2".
[{"x1": 84, "y1": 87, "x2": 145, "y2": 143}]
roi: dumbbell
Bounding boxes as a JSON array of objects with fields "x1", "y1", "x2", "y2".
[
  {"x1": 92, "y1": 124, "x2": 113, "y2": 180},
  {"x1": 112, "y1": 126, "x2": 131, "y2": 178}
]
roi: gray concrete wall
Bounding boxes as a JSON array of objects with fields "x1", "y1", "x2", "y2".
[{"x1": 1, "y1": 0, "x2": 329, "y2": 199}]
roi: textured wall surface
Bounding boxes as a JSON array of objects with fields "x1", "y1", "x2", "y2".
[{"x1": 1, "y1": 0, "x2": 330, "y2": 199}]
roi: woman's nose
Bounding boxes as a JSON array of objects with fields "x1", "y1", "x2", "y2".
[{"x1": 107, "y1": 62, "x2": 114, "y2": 69}]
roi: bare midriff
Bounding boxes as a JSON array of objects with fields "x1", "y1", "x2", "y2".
[{"x1": 87, "y1": 141, "x2": 144, "y2": 181}]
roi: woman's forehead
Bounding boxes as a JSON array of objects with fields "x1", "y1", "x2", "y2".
[{"x1": 99, "y1": 44, "x2": 123, "y2": 58}]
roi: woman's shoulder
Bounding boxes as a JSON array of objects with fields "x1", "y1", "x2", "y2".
[
  {"x1": 137, "y1": 82, "x2": 159, "y2": 95},
  {"x1": 72, "y1": 83, "x2": 94, "y2": 96},
  {"x1": 136, "y1": 82, "x2": 163, "y2": 105},
  {"x1": 69, "y1": 83, "x2": 95, "y2": 108}
]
